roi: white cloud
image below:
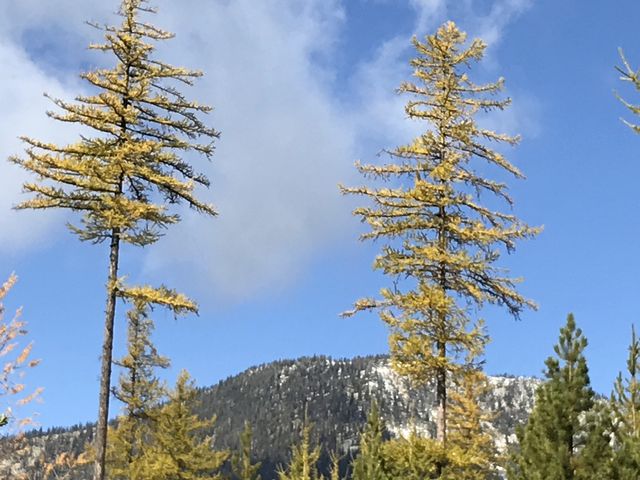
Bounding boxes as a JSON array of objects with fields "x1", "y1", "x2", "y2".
[
  {"x1": 472, "y1": 0, "x2": 533, "y2": 49},
  {"x1": 0, "y1": 0, "x2": 358, "y2": 299},
  {"x1": 348, "y1": 0, "x2": 539, "y2": 155},
  {"x1": 0, "y1": 1, "x2": 117, "y2": 253},
  {"x1": 348, "y1": 37, "x2": 414, "y2": 149},
  {"x1": 409, "y1": 0, "x2": 533, "y2": 48},
  {"x1": 0, "y1": 0, "x2": 538, "y2": 299},
  {"x1": 140, "y1": 0, "x2": 358, "y2": 301},
  {"x1": 410, "y1": 0, "x2": 448, "y2": 33},
  {"x1": 0, "y1": 40, "x2": 74, "y2": 252},
  {"x1": 0, "y1": 1, "x2": 108, "y2": 33}
]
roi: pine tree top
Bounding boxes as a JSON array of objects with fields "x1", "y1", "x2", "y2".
[
  {"x1": 508, "y1": 314, "x2": 600, "y2": 480},
  {"x1": 612, "y1": 324, "x2": 640, "y2": 440}
]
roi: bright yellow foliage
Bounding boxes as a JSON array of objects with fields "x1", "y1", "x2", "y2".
[
  {"x1": 278, "y1": 418, "x2": 323, "y2": 480},
  {"x1": 445, "y1": 342, "x2": 498, "y2": 479},
  {"x1": 140, "y1": 370, "x2": 229, "y2": 480},
  {"x1": 117, "y1": 282, "x2": 198, "y2": 317},
  {"x1": 342, "y1": 21, "x2": 538, "y2": 444},
  {"x1": 9, "y1": 1, "x2": 218, "y2": 477},
  {"x1": 10, "y1": 0, "x2": 218, "y2": 247},
  {"x1": 107, "y1": 299, "x2": 170, "y2": 480},
  {"x1": 381, "y1": 431, "x2": 448, "y2": 479}
]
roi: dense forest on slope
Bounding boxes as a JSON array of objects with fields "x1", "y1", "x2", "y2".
[{"x1": 0, "y1": 355, "x2": 539, "y2": 479}]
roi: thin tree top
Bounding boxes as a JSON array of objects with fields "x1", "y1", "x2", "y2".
[
  {"x1": 542, "y1": 314, "x2": 594, "y2": 416},
  {"x1": 611, "y1": 324, "x2": 640, "y2": 438},
  {"x1": 11, "y1": 0, "x2": 218, "y2": 247},
  {"x1": 342, "y1": 21, "x2": 539, "y2": 319}
]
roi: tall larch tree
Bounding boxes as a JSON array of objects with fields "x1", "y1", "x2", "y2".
[
  {"x1": 9, "y1": 0, "x2": 218, "y2": 478},
  {"x1": 142, "y1": 370, "x2": 228, "y2": 479},
  {"x1": 507, "y1": 314, "x2": 609, "y2": 480},
  {"x1": 610, "y1": 325, "x2": 640, "y2": 478},
  {"x1": 341, "y1": 21, "x2": 538, "y2": 448}
]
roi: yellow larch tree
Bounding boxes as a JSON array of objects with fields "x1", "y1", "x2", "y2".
[
  {"x1": 342, "y1": 21, "x2": 538, "y2": 449},
  {"x1": 380, "y1": 429, "x2": 447, "y2": 479},
  {"x1": 232, "y1": 422, "x2": 262, "y2": 480},
  {"x1": 351, "y1": 401, "x2": 389, "y2": 480},
  {"x1": 444, "y1": 337, "x2": 498, "y2": 479},
  {"x1": 9, "y1": 1, "x2": 218, "y2": 478},
  {"x1": 140, "y1": 370, "x2": 229, "y2": 480},
  {"x1": 277, "y1": 416, "x2": 323, "y2": 480},
  {"x1": 106, "y1": 297, "x2": 190, "y2": 480}
]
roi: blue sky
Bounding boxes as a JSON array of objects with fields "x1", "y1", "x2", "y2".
[{"x1": 1, "y1": 0, "x2": 640, "y2": 430}]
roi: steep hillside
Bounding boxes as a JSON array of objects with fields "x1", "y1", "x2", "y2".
[{"x1": 0, "y1": 355, "x2": 540, "y2": 479}]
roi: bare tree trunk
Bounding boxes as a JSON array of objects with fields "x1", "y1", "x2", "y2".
[
  {"x1": 436, "y1": 195, "x2": 448, "y2": 477},
  {"x1": 436, "y1": 195, "x2": 448, "y2": 446},
  {"x1": 94, "y1": 42, "x2": 130, "y2": 477},
  {"x1": 436, "y1": 343, "x2": 447, "y2": 444},
  {"x1": 434, "y1": 340, "x2": 447, "y2": 478},
  {"x1": 93, "y1": 230, "x2": 120, "y2": 480}
]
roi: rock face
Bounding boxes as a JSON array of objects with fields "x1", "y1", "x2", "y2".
[{"x1": 1, "y1": 355, "x2": 541, "y2": 479}]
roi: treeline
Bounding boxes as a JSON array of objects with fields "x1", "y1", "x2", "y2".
[
  {"x1": 38, "y1": 313, "x2": 640, "y2": 479},
  {"x1": 1, "y1": 354, "x2": 543, "y2": 479},
  {"x1": 341, "y1": 316, "x2": 640, "y2": 479}
]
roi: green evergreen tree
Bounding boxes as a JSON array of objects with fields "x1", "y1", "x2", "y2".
[
  {"x1": 574, "y1": 402, "x2": 614, "y2": 480},
  {"x1": 507, "y1": 314, "x2": 603, "y2": 480},
  {"x1": 8, "y1": 1, "x2": 218, "y2": 477},
  {"x1": 141, "y1": 370, "x2": 228, "y2": 480},
  {"x1": 106, "y1": 299, "x2": 170, "y2": 480},
  {"x1": 232, "y1": 421, "x2": 262, "y2": 480},
  {"x1": 351, "y1": 401, "x2": 388, "y2": 480},
  {"x1": 610, "y1": 325, "x2": 640, "y2": 479},
  {"x1": 277, "y1": 418, "x2": 323, "y2": 480},
  {"x1": 341, "y1": 20, "x2": 538, "y2": 447}
]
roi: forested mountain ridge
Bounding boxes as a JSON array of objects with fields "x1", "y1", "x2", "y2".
[{"x1": 1, "y1": 355, "x2": 540, "y2": 478}]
